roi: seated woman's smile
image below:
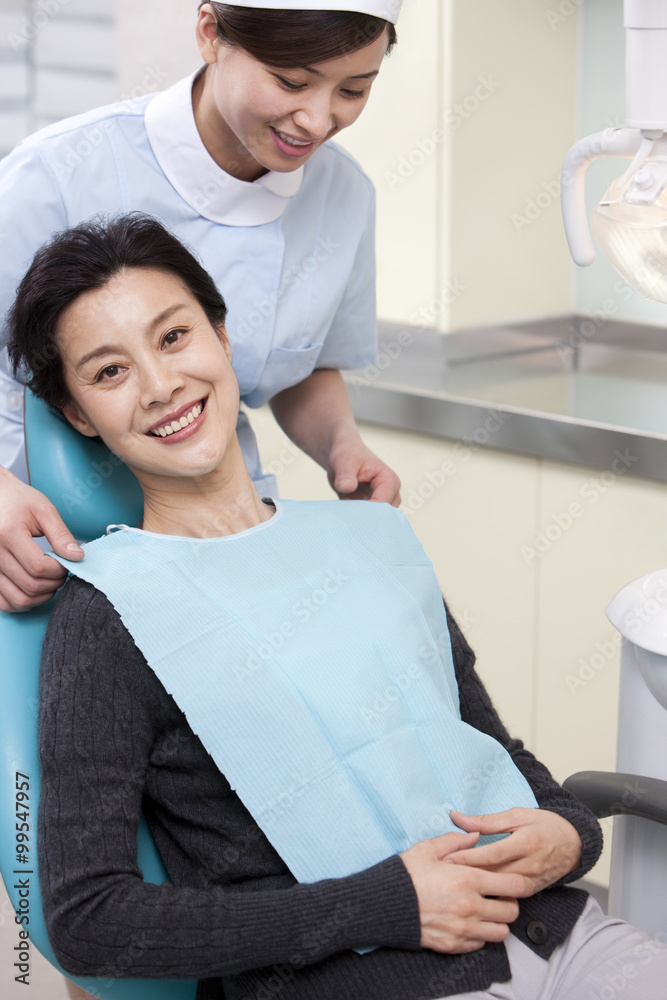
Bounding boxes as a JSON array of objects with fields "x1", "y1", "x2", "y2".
[{"x1": 8, "y1": 215, "x2": 667, "y2": 1000}]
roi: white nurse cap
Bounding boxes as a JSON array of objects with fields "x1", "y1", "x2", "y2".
[{"x1": 216, "y1": 1, "x2": 403, "y2": 25}]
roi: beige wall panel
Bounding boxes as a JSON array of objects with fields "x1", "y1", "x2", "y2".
[
  {"x1": 338, "y1": 0, "x2": 441, "y2": 324},
  {"x1": 532, "y1": 460, "x2": 667, "y2": 781},
  {"x1": 447, "y1": 0, "x2": 578, "y2": 328}
]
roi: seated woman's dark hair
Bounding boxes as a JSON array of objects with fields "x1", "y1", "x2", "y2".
[
  {"x1": 204, "y1": 3, "x2": 397, "y2": 66},
  {"x1": 8, "y1": 214, "x2": 227, "y2": 413}
]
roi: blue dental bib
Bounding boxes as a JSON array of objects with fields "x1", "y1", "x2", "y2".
[{"x1": 52, "y1": 499, "x2": 537, "y2": 884}]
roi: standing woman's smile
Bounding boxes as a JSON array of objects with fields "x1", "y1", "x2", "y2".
[{"x1": 192, "y1": 3, "x2": 390, "y2": 181}]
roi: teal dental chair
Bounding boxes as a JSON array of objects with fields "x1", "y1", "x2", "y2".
[
  {"x1": 0, "y1": 391, "x2": 197, "y2": 999},
  {"x1": 4, "y1": 393, "x2": 667, "y2": 994}
]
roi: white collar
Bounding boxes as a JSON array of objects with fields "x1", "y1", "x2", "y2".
[{"x1": 145, "y1": 70, "x2": 304, "y2": 227}]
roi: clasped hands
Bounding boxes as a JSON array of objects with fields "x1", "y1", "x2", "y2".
[{"x1": 400, "y1": 807, "x2": 582, "y2": 955}]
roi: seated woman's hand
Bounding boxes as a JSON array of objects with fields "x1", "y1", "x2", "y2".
[
  {"x1": 0, "y1": 467, "x2": 83, "y2": 611},
  {"x1": 446, "y1": 807, "x2": 583, "y2": 895},
  {"x1": 400, "y1": 831, "x2": 532, "y2": 954}
]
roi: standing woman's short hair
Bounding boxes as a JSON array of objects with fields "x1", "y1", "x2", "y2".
[
  {"x1": 8, "y1": 214, "x2": 228, "y2": 413},
  {"x1": 202, "y1": 3, "x2": 397, "y2": 65}
]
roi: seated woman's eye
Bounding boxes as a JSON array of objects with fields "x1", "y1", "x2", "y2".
[
  {"x1": 97, "y1": 364, "x2": 122, "y2": 381},
  {"x1": 162, "y1": 328, "x2": 185, "y2": 347}
]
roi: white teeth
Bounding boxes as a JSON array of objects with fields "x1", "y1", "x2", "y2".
[
  {"x1": 277, "y1": 130, "x2": 311, "y2": 147},
  {"x1": 150, "y1": 401, "x2": 203, "y2": 437}
]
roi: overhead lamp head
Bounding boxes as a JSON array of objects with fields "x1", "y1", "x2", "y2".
[{"x1": 561, "y1": 0, "x2": 667, "y2": 302}]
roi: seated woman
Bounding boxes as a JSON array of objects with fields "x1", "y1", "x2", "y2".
[{"x1": 8, "y1": 215, "x2": 666, "y2": 1000}]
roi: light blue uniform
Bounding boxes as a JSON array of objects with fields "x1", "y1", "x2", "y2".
[{"x1": 0, "y1": 70, "x2": 377, "y2": 492}]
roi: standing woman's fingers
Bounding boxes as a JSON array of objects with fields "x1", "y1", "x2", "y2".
[
  {"x1": 0, "y1": 531, "x2": 67, "y2": 610},
  {"x1": 0, "y1": 578, "x2": 60, "y2": 613},
  {"x1": 366, "y1": 465, "x2": 402, "y2": 506},
  {"x1": 0, "y1": 471, "x2": 82, "y2": 611},
  {"x1": 31, "y1": 503, "x2": 84, "y2": 563}
]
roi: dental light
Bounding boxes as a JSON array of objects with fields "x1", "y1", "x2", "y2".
[{"x1": 561, "y1": 0, "x2": 667, "y2": 301}]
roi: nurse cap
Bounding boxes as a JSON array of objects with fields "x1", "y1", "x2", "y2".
[{"x1": 215, "y1": 1, "x2": 403, "y2": 25}]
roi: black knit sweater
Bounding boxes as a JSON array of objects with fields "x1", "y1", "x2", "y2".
[{"x1": 38, "y1": 577, "x2": 603, "y2": 1000}]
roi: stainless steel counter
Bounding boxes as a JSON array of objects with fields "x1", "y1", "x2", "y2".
[{"x1": 344, "y1": 317, "x2": 667, "y2": 483}]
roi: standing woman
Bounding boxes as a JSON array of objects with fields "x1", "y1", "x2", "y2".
[{"x1": 0, "y1": 0, "x2": 402, "y2": 612}]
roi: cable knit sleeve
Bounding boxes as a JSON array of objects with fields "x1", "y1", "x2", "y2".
[
  {"x1": 444, "y1": 602, "x2": 604, "y2": 883},
  {"x1": 38, "y1": 578, "x2": 421, "y2": 980}
]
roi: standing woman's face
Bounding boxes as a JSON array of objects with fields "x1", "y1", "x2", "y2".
[{"x1": 194, "y1": 5, "x2": 389, "y2": 181}]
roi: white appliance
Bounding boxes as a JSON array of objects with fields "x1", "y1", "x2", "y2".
[{"x1": 606, "y1": 572, "x2": 667, "y2": 936}]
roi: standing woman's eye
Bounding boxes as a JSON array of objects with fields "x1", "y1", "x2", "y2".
[{"x1": 274, "y1": 75, "x2": 306, "y2": 91}]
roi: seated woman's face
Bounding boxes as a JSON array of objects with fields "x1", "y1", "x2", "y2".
[{"x1": 57, "y1": 267, "x2": 240, "y2": 483}]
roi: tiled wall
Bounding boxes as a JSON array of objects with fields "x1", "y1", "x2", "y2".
[
  {"x1": 0, "y1": 2, "x2": 31, "y2": 158},
  {"x1": 0, "y1": 0, "x2": 117, "y2": 159}
]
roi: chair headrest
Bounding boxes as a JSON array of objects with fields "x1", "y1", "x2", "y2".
[{"x1": 25, "y1": 390, "x2": 143, "y2": 542}]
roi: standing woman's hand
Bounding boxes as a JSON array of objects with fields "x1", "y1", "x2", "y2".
[
  {"x1": 269, "y1": 369, "x2": 402, "y2": 506},
  {"x1": 0, "y1": 467, "x2": 83, "y2": 611},
  {"x1": 327, "y1": 433, "x2": 401, "y2": 506}
]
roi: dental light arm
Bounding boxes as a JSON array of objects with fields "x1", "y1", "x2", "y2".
[
  {"x1": 561, "y1": 129, "x2": 643, "y2": 267},
  {"x1": 560, "y1": 1, "x2": 667, "y2": 300}
]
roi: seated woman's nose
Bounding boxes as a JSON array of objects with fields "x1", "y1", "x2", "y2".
[{"x1": 141, "y1": 372, "x2": 185, "y2": 407}]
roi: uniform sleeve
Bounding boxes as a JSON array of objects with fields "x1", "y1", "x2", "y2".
[
  {"x1": 0, "y1": 141, "x2": 69, "y2": 350},
  {"x1": 315, "y1": 189, "x2": 378, "y2": 372},
  {"x1": 443, "y1": 602, "x2": 604, "y2": 884},
  {"x1": 38, "y1": 578, "x2": 421, "y2": 980},
  {"x1": 0, "y1": 142, "x2": 69, "y2": 474}
]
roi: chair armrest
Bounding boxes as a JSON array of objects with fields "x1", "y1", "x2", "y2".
[{"x1": 563, "y1": 770, "x2": 667, "y2": 825}]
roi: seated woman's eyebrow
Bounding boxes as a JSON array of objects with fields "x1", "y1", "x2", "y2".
[
  {"x1": 75, "y1": 303, "x2": 189, "y2": 370},
  {"x1": 75, "y1": 344, "x2": 124, "y2": 371}
]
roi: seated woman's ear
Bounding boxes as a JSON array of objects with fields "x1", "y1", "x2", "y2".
[
  {"x1": 217, "y1": 324, "x2": 232, "y2": 361},
  {"x1": 62, "y1": 401, "x2": 99, "y2": 438}
]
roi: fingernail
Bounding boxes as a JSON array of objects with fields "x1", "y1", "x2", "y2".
[{"x1": 67, "y1": 543, "x2": 82, "y2": 552}]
